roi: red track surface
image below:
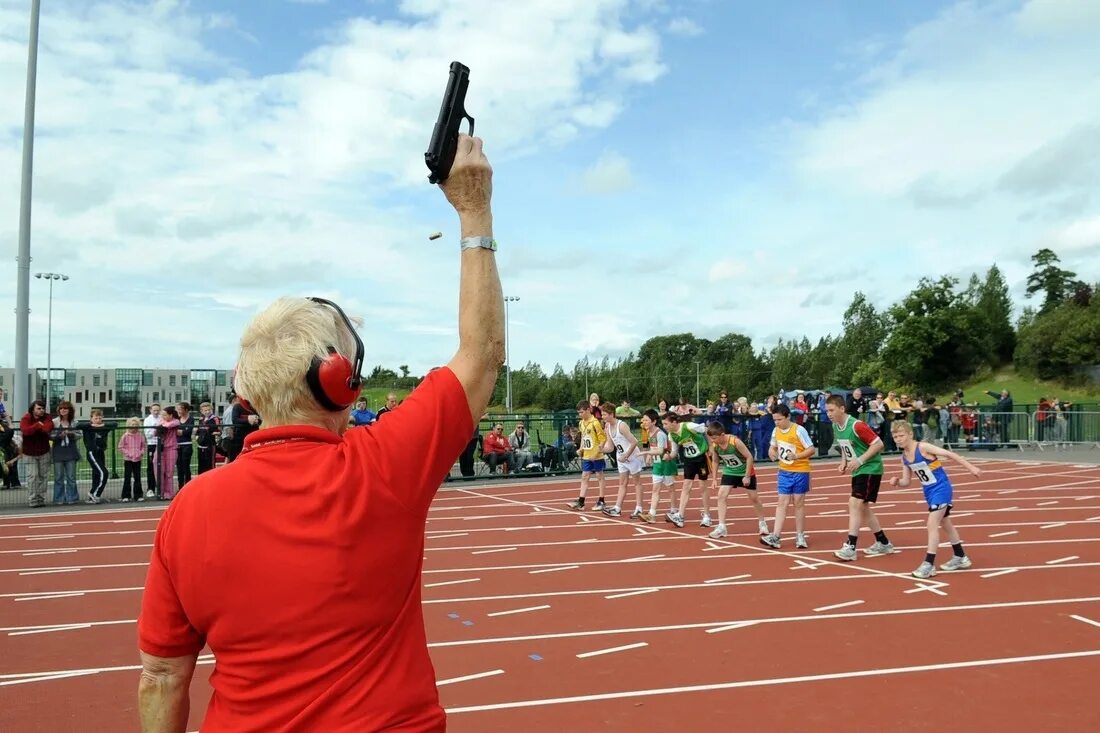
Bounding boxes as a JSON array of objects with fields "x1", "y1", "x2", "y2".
[{"x1": 2, "y1": 457, "x2": 1100, "y2": 731}]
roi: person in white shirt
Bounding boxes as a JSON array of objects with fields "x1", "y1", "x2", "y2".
[{"x1": 143, "y1": 403, "x2": 161, "y2": 498}]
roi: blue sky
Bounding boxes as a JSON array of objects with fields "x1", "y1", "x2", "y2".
[{"x1": 1, "y1": 0, "x2": 1098, "y2": 375}]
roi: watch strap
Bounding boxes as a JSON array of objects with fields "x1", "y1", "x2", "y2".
[{"x1": 460, "y1": 236, "x2": 497, "y2": 252}]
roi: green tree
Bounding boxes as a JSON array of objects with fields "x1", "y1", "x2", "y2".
[
  {"x1": 1026, "y1": 248, "x2": 1078, "y2": 313},
  {"x1": 881, "y1": 277, "x2": 993, "y2": 391},
  {"x1": 828, "y1": 292, "x2": 887, "y2": 386},
  {"x1": 973, "y1": 265, "x2": 1016, "y2": 364},
  {"x1": 1015, "y1": 283, "x2": 1100, "y2": 380}
]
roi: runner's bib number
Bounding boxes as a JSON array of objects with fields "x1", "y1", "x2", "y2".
[
  {"x1": 581, "y1": 435, "x2": 594, "y2": 450},
  {"x1": 776, "y1": 440, "x2": 797, "y2": 464},
  {"x1": 681, "y1": 440, "x2": 701, "y2": 459},
  {"x1": 720, "y1": 452, "x2": 744, "y2": 468},
  {"x1": 909, "y1": 461, "x2": 937, "y2": 486},
  {"x1": 836, "y1": 439, "x2": 856, "y2": 462}
]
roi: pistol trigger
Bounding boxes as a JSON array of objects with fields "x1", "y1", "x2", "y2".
[{"x1": 464, "y1": 113, "x2": 475, "y2": 137}]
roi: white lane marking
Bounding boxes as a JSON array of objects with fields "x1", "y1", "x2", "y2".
[
  {"x1": 576, "y1": 642, "x2": 649, "y2": 659},
  {"x1": 435, "y1": 669, "x2": 505, "y2": 687},
  {"x1": 813, "y1": 600, "x2": 864, "y2": 613},
  {"x1": 486, "y1": 605, "x2": 551, "y2": 618},
  {"x1": 424, "y1": 578, "x2": 481, "y2": 588}
]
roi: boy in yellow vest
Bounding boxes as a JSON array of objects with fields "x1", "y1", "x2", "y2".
[
  {"x1": 567, "y1": 401, "x2": 607, "y2": 511},
  {"x1": 761, "y1": 403, "x2": 815, "y2": 549}
]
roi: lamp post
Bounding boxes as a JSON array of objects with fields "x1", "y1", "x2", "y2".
[
  {"x1": 695, "y1": 360, "x2": 701, "y2": 408},
  {"x1": 13, "y1": 0, "x2": 43, "y2": 416},
  {"x1": 35, "y1": 272, "x2": 68, "y2": 411},
  {"x1": 504, "y1": 295, "x2": 520, "y2": 413}
]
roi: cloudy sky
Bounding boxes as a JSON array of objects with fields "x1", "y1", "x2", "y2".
[{"x1": 1, "y1": 0, "x2": 1098, "y2": 374}]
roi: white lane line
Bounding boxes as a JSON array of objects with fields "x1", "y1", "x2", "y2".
[
  {"x1": 487, "y1": 605, "x2": 551, "y2": 618},
  {"x1": 427, "y1": 533, "x2": 470, "y2": 540},
  {"x1": 605, "y1": 589, "x2": 659, "y2": 600},
  {"x1": 1041, "y1": 523, "x2": 1068, "y2": 529},
  {"x1": 989, "y1": 531, "x2": 1019, "y2": 538},
  {"x1": 624, "y1": 554, "x2": 666, "y2": 562},
  {"x1": 1069, "y1": 615, "x2": 1100, "y2": 630},
  {"x1": 998, "y1": 490, "x2": 1018, "y2": 495},
  {"x1": 705, "y1": 621, "x2": 759, "y2": 634},
  {"x1": 436, "y1": 669, "x2": 505, "y2": 687},
  {"x1": 17, "y1": 568, "x2": 80, "y2": 576},
  {"x1": 424, "y1": 578, "x2": 481, "y2": 588},
  {"x1": 444, "y1": 650, "x2": 1100, "y2": 714},
  {"x1": 471, "y1": 547, "x2": 516, "y2": 555},
  {"x1": 819, "y1": 510, "x2": 847, "y2": 516},
  {"x1": 576, "y1": 642, "x2": 649, "y2": 659},
  {"x1": 904, "y1": 583, "x2": 948, "y2": 596},
  {"x1": 21, "y1": 550, "x2": 78, "y2": 557},
  {"x1": 1038, "y1": 501, "x2": 1059, "y2": 507},
  {"x1": 25, "y1": 535, "x2": 76, "y2": 542},
  {"x1": 528, "y1": 565, "x2": 578, "y2": 575},
  {"x1": 28, "y1": 523, "x2": 73, "y2": 529},
  {"x1": 897, "y1": 519, "x2": 925, "y2": 525},
  {"x1": 8, "y1": 624, "x2": 92, "y2": 637},
  {"x1": 981, "y1": 569, "x2": 1019, "y2": 578},
  {"x1": 704, "y1": 574, "x2": 752, "y2": 584},
  {"x1": 813, "y1": 600, "x2": 864, "y2": 613},
  {"x1": 14, "y1": 592, "x2": 85, "y2": 602},
  {"x1": 1046, "y1": 556, "x2": 1079, "y2": 565}
]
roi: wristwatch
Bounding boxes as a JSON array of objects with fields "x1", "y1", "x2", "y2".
[{"x1": 460, "y1": 236, "x2": 497, "y2": 252}]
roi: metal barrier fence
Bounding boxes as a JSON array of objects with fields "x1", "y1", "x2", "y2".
[{"x1": 3, "y1": 410, "x2": 1098, "y2": 508}]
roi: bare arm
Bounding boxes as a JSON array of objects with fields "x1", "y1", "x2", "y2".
[
  {"x1": 138, "y1": 651, "x2": 196, "y2": 733},
  {"x1": 441, "y1": 135, "x2": 505, "y2": 425},
  {"x1": 920, "y1": 441, "x2": 982, "y2": 476}
]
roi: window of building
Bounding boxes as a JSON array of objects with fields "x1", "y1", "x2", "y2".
[
  {"x1": 81, "y1": 376, "x2": 85, "y2": 386},
  {"x1": 158, "y1": 376, "x2": 162, "y2": 386},
  {"x1": 142, "y1": 370, "x2": 153, "y2": 387},
  {"x1": 169, "y1": 375, "x2": 176, "y2": 387},
  {"x1": 93, "y1": 374, "x2": 101, "y2": 387},
  {"x1": 75, "y1": 392, "x2": 82, "y2": 404},
  {"x1": 100, "y1": 392, "x2": 107, "y2": 403},
  {"x1": 181, "y1": 375, "x2": 188, "y2": 386}
]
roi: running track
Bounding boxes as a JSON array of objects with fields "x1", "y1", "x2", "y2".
[{"x1": 1, "y1": 456, "x2": 1099, "y2": 731}]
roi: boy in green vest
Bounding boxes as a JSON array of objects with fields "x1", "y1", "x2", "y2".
[
  {"x1": 661, "y1": 412, "x2": 712, "y2": 529},
  {"x1": 705, "y1": 421, "x2": 769, "y2": 539},
  {"x1": 826, "y1": 395, "x2": 895, "y2": 560}
]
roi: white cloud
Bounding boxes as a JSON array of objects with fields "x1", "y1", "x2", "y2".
[
  {"x1": 0, "y1": 0, "x2": 667, "y2": 371},
  {"x1": 1046, "y1": 215, "x2": 1100, "y2": 254},
  {"x1": 667, "y1": 17, "x2": 703, "y2": 37},
  {"x1": 580, "y1": 151, "x2": 635, "y2": 194}
]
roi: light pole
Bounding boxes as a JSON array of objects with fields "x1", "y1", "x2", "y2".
[
  {"x1": 13, "y1": 0, "x2": 43, "y2": 416},
  {"x1": 35, "y1": 272, "x2": 68, "y2": 411},
  {"x1": 504, "y1": 295, "x2": 520, "y2": 412}
]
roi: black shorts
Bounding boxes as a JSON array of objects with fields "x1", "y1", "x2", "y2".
[
  {"x1": 721, "y1": 474, "x2": 757, "y2": 490},
  {"x1": 683, "y1": 459, "x2": 709, "y2": 481},
  {"x1": 851, "y1": 474, "x2": 882, "y2": 503}
]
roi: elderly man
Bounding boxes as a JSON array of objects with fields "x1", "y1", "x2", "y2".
[{"x1": 136, "y1": 135, "x2": 502, "y2": 732}]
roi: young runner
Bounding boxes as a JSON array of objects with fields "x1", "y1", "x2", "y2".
[
  {"x1": 705, "y1": 421, "x2": 769, "y2": 539},
  {"x1": 639, "y1": 409, "x2": 677, "y2": 523},
  {"x1": 890, "y1": 421, "x2": 981, "y2": 578},
  {"x1": 601, "y1": 401, "x2": 645, "y2": 518},
  {"x1": 567, "y1": 401, "x2": 607, "y2": 511},
  {"x1": 825, "y1": 395, "x2": 895, "y2": 561},
  {"x1": 761, "y1": 403, "x2": 814, "y2": 549},
  {"x1": 660, "y1": 412, "x2": 712, "y2": 528}
]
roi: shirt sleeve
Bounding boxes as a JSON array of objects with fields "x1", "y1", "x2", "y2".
[
  {"x1": 137, "y1": 509, "x2": 205, "y2": 659},
  {"x1": 347, "y1": 367, "x2": 473, "y2": 517},
  {"x1": 796, "y1": 425, "x2": 813, "y2": 447},
  {"x1": 685, "y1": 422, "x2": 708, "y2": 435},
  {"x1": 853, "y1": 420, "x2": 879, "y2": 444}
]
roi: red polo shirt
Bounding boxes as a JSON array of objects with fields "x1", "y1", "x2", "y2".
[{"x1": 138, "y1": 367, "x2": 472, "y2": 732}]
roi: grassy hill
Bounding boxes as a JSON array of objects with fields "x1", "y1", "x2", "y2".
[{"x1": 937, "y1": 367, "x2": 1100, "y2": 406}]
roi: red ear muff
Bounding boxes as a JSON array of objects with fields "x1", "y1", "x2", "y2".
[{"x1": 306, "y1": 347, "x2": 360, "y2": 412}]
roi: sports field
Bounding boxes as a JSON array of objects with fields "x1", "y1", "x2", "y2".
[{"x1": 1, "y1": 456, "x2": 1099, "y2": 731}]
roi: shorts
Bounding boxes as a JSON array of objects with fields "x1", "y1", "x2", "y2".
[
  {"x1": 924, "y1": 482, "x2": 953, "y2": 511},
  {"x1": 652, "y1": 473, "x2": 676, "y2": 486},
  {"x1": 683, "y1": 459, "x2": 709, "y2": 482},
  {"x1": 720, "y1": 474, "x2": 757, "y2": 490},
  {"x1": 581, "y1": 459, "x2": 606, "y2": 473},
  {"x1": 851, "y1": 474, "x2": 882, "y2": 503},
  {"x1": 777, "y1": 471, "x2": 810, "y2": 495},
  {"x1": 617, "y1": 457, "x2": 644, "y2": 476}
]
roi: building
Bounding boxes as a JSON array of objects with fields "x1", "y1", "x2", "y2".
[{"x1": 0, "y1": 367, "x2": 234, "y2": 420}]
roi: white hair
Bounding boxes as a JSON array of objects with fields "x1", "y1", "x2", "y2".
[{"x1": 233, "y1": 297, "x2": 362, "y2": 431}]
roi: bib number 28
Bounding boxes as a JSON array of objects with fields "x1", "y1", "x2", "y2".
[{"x1": 682, "y1": 442, "x2": 700, "y2": 458}]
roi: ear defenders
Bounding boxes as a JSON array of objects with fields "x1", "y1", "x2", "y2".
[{"x1": 304, "y1": 297, "x2": 364, "y2": 412}]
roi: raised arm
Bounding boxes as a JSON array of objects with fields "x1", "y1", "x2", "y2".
[{"x1": 442, "y1": 135, "x2": 504, "y2": 425}]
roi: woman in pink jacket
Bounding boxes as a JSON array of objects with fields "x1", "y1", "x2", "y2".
[{"x1": 158, "y1": 406, "x2": 181, "y2": 500}]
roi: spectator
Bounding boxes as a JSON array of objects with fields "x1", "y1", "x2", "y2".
[
  {"x1": 615, "y1": 400, "x2": 640, "y2": 418},
  {"x1": 19, "y1": 400, "x2": 52, "y2": 507},
  {"x1": 195, "y1": 402, "x2": 220, "y2": 474},
  {"x1": 158, "y1": 406, "x2": 181, "y2": 500},
  {"x1": 509, "y1": 422, "x2": 534, "y2": 469},
  {"x1": 144, "y1": 403, "x2": 161, "y2": 496},
  {"x1": 350, "y1": 398, "x2": 376, "y2": 426},
  {"x1": 50, "y1": 401, "x2": 80, "y2": 505},
  {"x1": 483, "y1": 423, "x2": 512, "y2": 473},
  {"x1": 1, "y1": 415, "x2": 21, "y2": 490},
  {"x1": 119, "y1": 417, "x2": 145, "y2": 502},
  {"x1": 176, "y1": 402, "x2": 195, "y2": 489},
  {"x1": 137, "y1": 132, "x2": 500, "y2": 731},
  {"x1": 985, "y1": 389, "x2": 1014, "y2": 444},
  {"x1": 80, "y1": 409, "x2": 113, "y2": 504},
  {"x1": 375, "y1": 393, "x2": 398, "y2": 420}
]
